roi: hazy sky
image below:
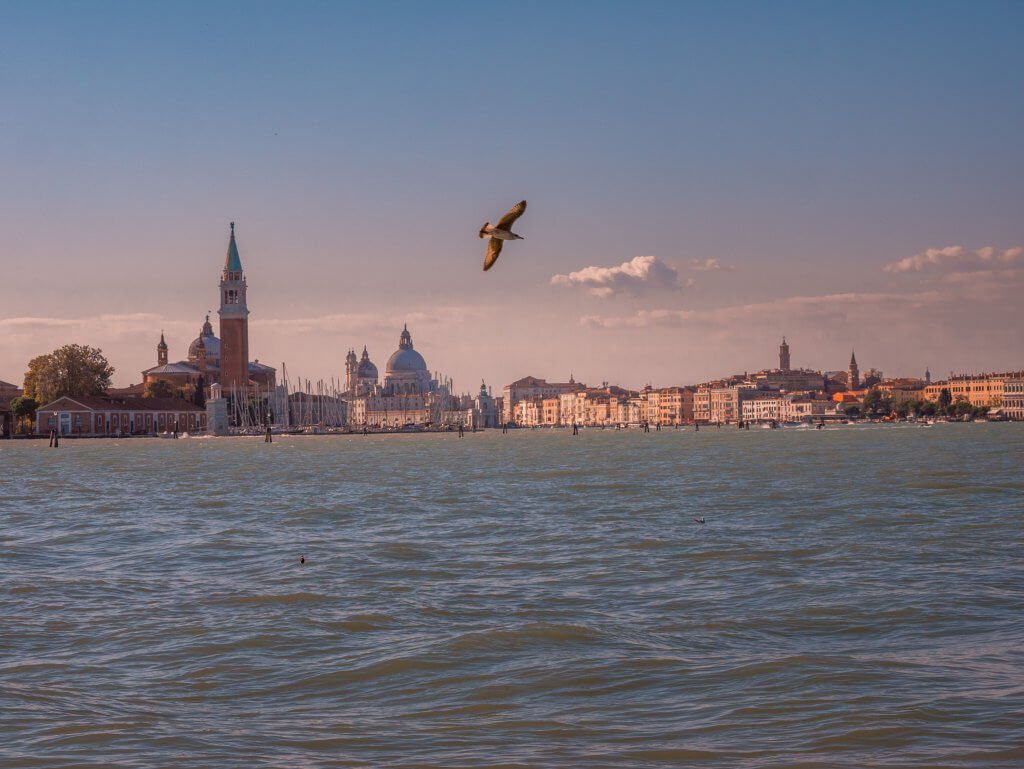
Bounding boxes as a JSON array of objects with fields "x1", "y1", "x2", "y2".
[{"x1": 2, "y1": 1, "x2": 1022, "y2": 391}]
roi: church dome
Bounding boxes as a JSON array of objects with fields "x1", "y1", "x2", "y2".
[
  {"x1": 386, "y1": 347, "x2": 427, "y2": 373},
  {"x1": 188, "y1": 314, "x2": 219, "y2": 362},
  {"x1": 385, "y1": 324, "x2": 427, "y2": 374},
  {"x1": 357, "y1": 347, "x2": 378, "y2": 379},
  {"x1": 189, "y1": 332, "x2": 220, "y2": 361},
  {"x1": 358, "y1": 358, "x2": 378, "y2": 378}
]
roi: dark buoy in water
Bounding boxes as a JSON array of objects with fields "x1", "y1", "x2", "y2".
[
  {"x1": 299, "y1": 555, "x2": 305, "y2": 564},
  {"x1": 694, "y1": 517, "x2": 706, "y2": 524}
]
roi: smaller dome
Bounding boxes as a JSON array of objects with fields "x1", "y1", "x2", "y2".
[
  {"x1": 189, "y1": 333, "x2": 220, "y2": 360},
  {"x1": 357, "y1": 347, "x2": 378, "y2": 379}
]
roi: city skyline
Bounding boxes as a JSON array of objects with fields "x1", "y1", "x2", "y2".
[{"x1": 2, "y1": 1, "x2": 1022, "y2": 390}]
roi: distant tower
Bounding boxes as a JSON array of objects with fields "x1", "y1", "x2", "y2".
[
  {"x1": 157, "y1": 332, "x2": 168, "y2": 366},
  {"x1": 218, "y1": 222, "x2": 250, "y2": 392},
  {"x1": 925, "y1": 367, "x2": 931, "y2": 384},
  {"x1": 779, "y1": 337, "x2": 791, "y2": 371},
  {"x1": 848, "y1": 350, "x2": 860, "y2": 390},
  {"x1": 344, "y1": 349, "x2": 358, "y2": 394}
]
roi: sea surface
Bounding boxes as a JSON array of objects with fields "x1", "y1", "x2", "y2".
[{"x1": 2, "y1": 423, "x2": 1023, "y2": 768}]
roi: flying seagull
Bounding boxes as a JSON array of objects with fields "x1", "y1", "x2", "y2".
[{"x1": 480, "y1": 200, "x2": 527, "y2": 271}]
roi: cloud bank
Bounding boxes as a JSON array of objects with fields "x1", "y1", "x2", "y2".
[
  {"x1": 551, "y1": 255, "x2": 684, "y2": 297},
  {"x1": 884, "y1": 245, "x2": 1024, "y2": 273}
]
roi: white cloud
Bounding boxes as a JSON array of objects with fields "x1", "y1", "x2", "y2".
[
  {"x1": 688, "y1": 258, "x2": 731, "y2": 272},
  {"x1": 581, "y1": 291, "x2": 941, "y2": 329},
  {"x1": 551, "y1": 255, "x2": 683, "y2": 297},
  {"x1": 883, "y1": 245, "x2": 1024, "y2": 273}
]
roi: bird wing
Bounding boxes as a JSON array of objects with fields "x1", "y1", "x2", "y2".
[
  {"x1": 496, "y1": 200, "x2": 527, "y2": 231},
  {"x1": 483, "y1": 237, "x2": 503, "y2": 271}
]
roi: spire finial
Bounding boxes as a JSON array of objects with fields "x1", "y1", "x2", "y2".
[{"x1": 230, "y1": 221, "x2": 235, "y2": 234}]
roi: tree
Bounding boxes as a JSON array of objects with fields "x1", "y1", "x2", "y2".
[
  {"x1": 937, "y1": 388, "x2": 952, "y2": 411},
  {"x1": 920, "y1": 401, "x2": 937, "y2": 417},
  {"x1": 861, "y1": 388, "x2": 891, "y2": 418},
  {"x1": 9, "y1": 395, "x2": 39, "y2": 434},
  {"x1": 143, "y1": 379, "x2": 177, "y2": 399},
  {"x1": 24, "y1": 345, "x2": 114, "y2": 404},
  {"x1": 193, "y1": 375, "x2": 206, "y2": 408}
]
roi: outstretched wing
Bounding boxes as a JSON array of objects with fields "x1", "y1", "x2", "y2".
[
  {"x1": 483, "y1": 237, "x2": 503, "y2": 271},
  {"x1": 496, "y1": 200, "x2": 527, "y2": 231}
]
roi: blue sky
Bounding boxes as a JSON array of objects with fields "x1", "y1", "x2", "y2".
[{"x1": 2, "y1": 1, "x2": 1022, "y2": 389}]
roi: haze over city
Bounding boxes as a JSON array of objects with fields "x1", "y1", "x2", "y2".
[{"x1": 2, "y1": 1, "x2": 1022, "y2": 390}]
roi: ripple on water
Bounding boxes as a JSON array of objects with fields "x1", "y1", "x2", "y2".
[{"x1": 1, "y1": 425, "x2": 1023, "y2": 768}]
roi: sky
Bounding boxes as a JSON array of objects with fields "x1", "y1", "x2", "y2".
[{"x1": 1, "y1": 1, "x2": 1022, "y2": 392}]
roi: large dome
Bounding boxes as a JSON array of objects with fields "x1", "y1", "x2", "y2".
[
  {"x1": 386, "y1": 324, "x2": 428, "y2": 374},
  {"x1": 386, "y1": 347, "x2": 427, "y2": 373}
]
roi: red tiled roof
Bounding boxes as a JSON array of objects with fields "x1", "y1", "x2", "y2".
[{"x1": 37, "y1": 395, "x2": 204, "y2": 412}]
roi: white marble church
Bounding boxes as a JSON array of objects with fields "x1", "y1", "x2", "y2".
[{"x1": 344, "y1": 325, "x2": 466, "y2": 428}]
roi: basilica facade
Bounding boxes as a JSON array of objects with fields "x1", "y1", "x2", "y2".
[
  {"x1": 344, "y1": 325, "x2": 466, "y2": 427},
  {"x1": 142, "y1": 224, "x2": 276, "y2": 396}
]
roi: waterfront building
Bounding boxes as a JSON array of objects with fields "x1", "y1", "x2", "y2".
[
  {"x1": 473, "y1": 382, "x2": 499, "y2": 428},
  {"x1": 741, "y1": 394, "x2": 783, "y2": 423},
  {"x1": 924, "y1": 371, "x2": 1024, "y2": 409},
  {"x1": 644, "y1": 386, "x2": 693, "y2": 425},
  {"x1": 504, "y1": 375, "x2": 583, "y2": 425},
  {"x1": 693, "y1": 387, "x2": 711, "y2": 422},
  {"x1": 875, "y1": 378, "x2": 927, "y2": 403},
  {"x1": 542, "y1": 396, "x2": 561, "y2": 426},
  {"x1": 709, "y1": 385, "x2": 756, "y2": 424},
  {"x1": 781, "y1": 394, "x2": 834, "y2": 421},
  {"x1": 35, "y1": 395, "x2": 206, "y2": 436},
  {"x1": 141, "y1": 224, "x2": 276, "y2": 396},
  {"x1": 513, "y1": 397, "x2": 544, "y2": 427},
  {"x1": 1001, "y1": 377, "x2": 1024, "y2": 420}
]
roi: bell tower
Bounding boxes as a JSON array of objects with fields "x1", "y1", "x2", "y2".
[
  {"x1": 218, "y1": 222, "x2": 250, "y2": 392},
  {"x1": 779, "y1": 337, "x2": 790, "y2": 372},
  {"x1": 157, "y1": 332, "x2": 168, "y2": 366},
  {"x1": 848, "y1": 350, "x2": 860, "y2": 391},
  {"x1": 344, "y1": 349, "x2": 358, "y2": 394}
]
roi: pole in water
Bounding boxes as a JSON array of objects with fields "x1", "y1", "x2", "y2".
[{"x1": 265, "y1": 425, "x2": 272, "y2": 443}]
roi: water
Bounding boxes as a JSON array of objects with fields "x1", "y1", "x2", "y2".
[{"x1": 2, "y1": 424, "x2": 1023, "y2": 768}]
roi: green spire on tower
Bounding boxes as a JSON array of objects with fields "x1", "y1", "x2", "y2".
[{"x1": 224, "y1": 221, "x2": 242, "y2": 273}]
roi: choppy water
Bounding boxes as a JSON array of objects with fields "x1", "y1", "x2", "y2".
[{"x1": 2, "y1": 424, "x2": 1023, "y2": 768}]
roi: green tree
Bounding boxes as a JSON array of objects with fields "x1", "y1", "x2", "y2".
[
  {"x1": 143, "y1": 379, "x2": 177, "y2": 399},
  {"x1": 9, "y1": 395, "x2": 40, "y2": 434},
  {"x1": 937, "y1": 388, "x2": 952, "y2": 411},
  {"x1": 193, "y1": 375, "x2": 206, "y2": 408},
  {"x1": 954, "y1": 401, "x2": 974, "y2": 419},
  {"x1": 920, "y1": 401, "x2": 937, "y2": 417},
  {"x1": 24, "y1": 345, "x2": 114, "y2": 404},
  {"x1": 861, "y1": 388, "x2": 891, "y2": 417}
]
